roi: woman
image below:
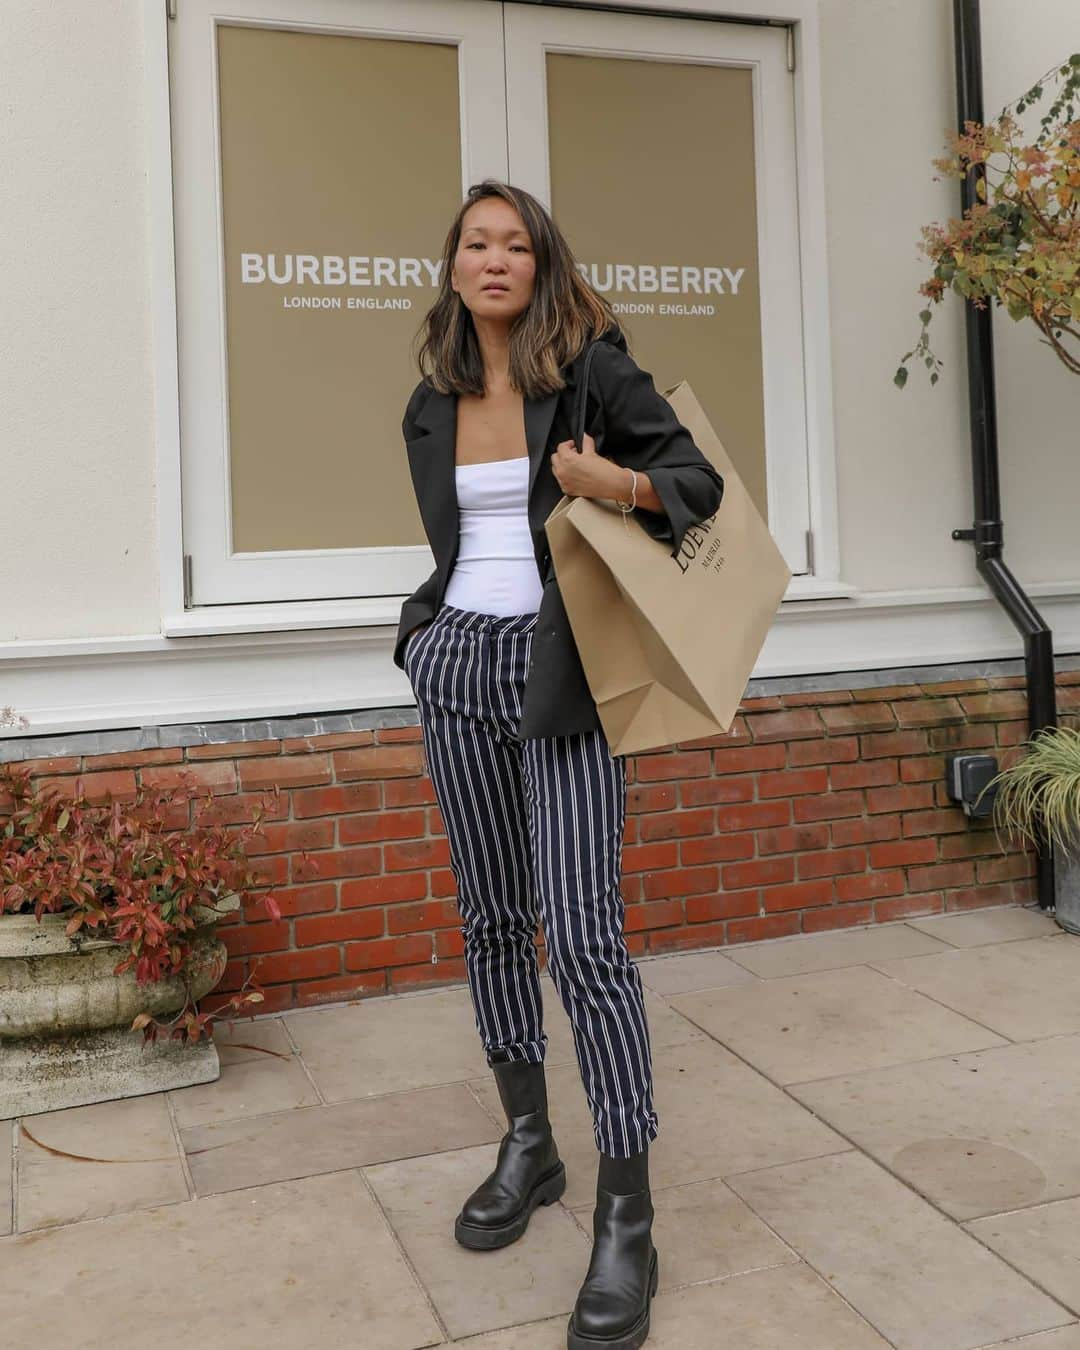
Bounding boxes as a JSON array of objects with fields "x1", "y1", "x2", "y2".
[{"x1": 395, "y1": 179, "x2": 724, "y2": 1350}]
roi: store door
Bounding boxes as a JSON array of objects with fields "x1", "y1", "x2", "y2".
[{"x1": 505, "y1": 3, "x2": 808, "y2": 568}]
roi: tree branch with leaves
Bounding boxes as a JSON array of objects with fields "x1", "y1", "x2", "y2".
[{"x1": 897, "y1": 53, "x2": 1080, "y2": 388}]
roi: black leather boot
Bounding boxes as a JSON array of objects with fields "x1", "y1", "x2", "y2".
[
  {"x1": 567, "y1": 1146, "x2": 659, "y2": 1350},
  {"x1": 454, "y1": 1056, "x2": 566, "y2": 1250}
]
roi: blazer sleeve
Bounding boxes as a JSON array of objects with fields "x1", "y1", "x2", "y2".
[{"x1": 589, "y1": 342, "x2": 725, "y2": 559}]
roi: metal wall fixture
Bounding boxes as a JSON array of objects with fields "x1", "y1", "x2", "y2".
[{"x1": 949, "y1": 0, "x2": 1058, "y2": 910}]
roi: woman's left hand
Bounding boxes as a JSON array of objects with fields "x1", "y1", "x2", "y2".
[{"x1": 550, "y1": 432, "x2": 626, "y2": 500}]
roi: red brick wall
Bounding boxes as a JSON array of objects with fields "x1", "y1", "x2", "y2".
[{"x1": 7, "y1": 670, "x2": 1078, "y2": 1016}]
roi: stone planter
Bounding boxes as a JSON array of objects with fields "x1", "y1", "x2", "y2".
[
  {"x1": 0, "y1": 895, "x2": 239, "y2": 1119},
  {"x1": 1054, "y1": 825, "x2": 1080, "y2": 935}
]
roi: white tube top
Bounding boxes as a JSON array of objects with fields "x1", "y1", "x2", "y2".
[{"x1": 442, "y1": 455, "x2": 544, "y2": 616}]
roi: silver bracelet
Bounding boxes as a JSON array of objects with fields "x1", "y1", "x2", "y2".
[{"x1": 615, "y1": 468, "x2": 637, "y2": 517}]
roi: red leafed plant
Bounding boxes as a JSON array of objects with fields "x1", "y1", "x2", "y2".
[{"x1": 0, "y1": 761, "x2": 289, "y2": 1045}]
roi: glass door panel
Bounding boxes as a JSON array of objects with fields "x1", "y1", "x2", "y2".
[
  {"x1": 505, "y1": 4, "x2": 810, "y2": 573},
  {"x1": 171, "y1": 0, "x2": 507, "y2": 605}
]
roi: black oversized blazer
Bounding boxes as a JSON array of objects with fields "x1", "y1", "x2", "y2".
[{"x1": 393, "y1": 324, "x2": 725, "y2": 740}]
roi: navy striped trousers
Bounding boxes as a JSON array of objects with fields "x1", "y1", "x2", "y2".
[{"x1": 403, "y1": 603, "x2": 659, "y2": 1158}]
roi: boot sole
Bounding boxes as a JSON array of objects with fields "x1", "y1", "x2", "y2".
[
  {"x1": 454, "y1": 1161, "x2": 567, "y2": 1250},
  {"x1": 565, "y1": 1247, "x2": 659, "y2": 1350}
]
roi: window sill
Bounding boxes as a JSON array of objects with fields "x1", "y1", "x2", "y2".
[
  {"x1": 162, "y1": 596, "x2": 409, "y2": 638},
  {"x1": 160, "y1": 577, "x2": 861, "y2": 639}
]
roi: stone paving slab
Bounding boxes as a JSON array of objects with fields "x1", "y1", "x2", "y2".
[
  {"x1": 452, "y1": 1264, "x2": 893, "y2": 1348},
  {"x1": 213, "y1": 1014, "x2": 295, "y2": 1066},
  {"x1": 668, "y1": 963, "x2": 1006, "y2": 1085},
  {"x1": 366, "y1": 1143, "x2": 589, "y2": 1340},
  {"x1": 636, "y1": 947, "x2": 758, "y2": 995},
  {"x1": 791, "y1": 1034, "x2": 1080, "y2": 1220},
  {"x1": 906, "y1": 905, "x2": 1060, "y2": 947},
  {"x1": 283, "y1": 986, "x2": 490, "y2": 1101},
  {"x1": 181, "y1": 1081, "x2": 500, "y2": 1196},
  {"x1": 979, "y1": 1329, "x2": 1080, "y2": 1349},
  {"x1": 868, "y1": 934, "x2": 1080, "y2": 1041},
  {"x1": 0, "y1": 1171, "x2": 443, "y2": 1349},
  {"x1": 966, "y1": 1196, "x2": 1080, "y2": 1316},
  {"x1": 168, "y1": 1050, "x2": 321, "y2": 1129},
  {"x1": 17, "y1": 1093, "x2": 188, "y2": 1233},
  {"x1": 720, "y1": 921, "x2": 952, "y2": 979},
  {"x1": 728, "y1": 1150, "x2": 1070, "y2": 1349}
]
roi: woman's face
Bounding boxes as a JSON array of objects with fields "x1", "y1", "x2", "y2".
[{"x1": 450, "y1": 197, "x2": 536, "y2": 325}]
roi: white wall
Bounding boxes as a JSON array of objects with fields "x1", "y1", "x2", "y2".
[
  {"x1": 819, "y1": 0, "x2": 970, "y2": 594},
  {"x1": 819, "y1": 0, "x2": 1080, "y2": 594},
  {"x1": 982, "y1": 0, "x2": 1080, "y2": 583},
  {"x1": 2, "y1": 0, "x2": 1078, "y2": 645},
  {"x1": 2, "y1": 0, "x2": 161, "y2": 641}
]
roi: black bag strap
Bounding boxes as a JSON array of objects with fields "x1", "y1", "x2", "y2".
[
  {"x1": 542, "y1": 339, "x2": 602, "y2": 584},
  {"x1": 572, "y1": 339, "x2": 602, "y2": 452}
]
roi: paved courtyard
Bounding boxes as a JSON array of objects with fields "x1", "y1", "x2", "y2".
[{"x1": 4, "y1": 902, "x2": 1080, "y2": 1348}]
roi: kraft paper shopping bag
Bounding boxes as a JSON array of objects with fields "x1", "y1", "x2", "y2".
[{"x1": 544, "y1": 379, "x2": 791, "y2": 755}]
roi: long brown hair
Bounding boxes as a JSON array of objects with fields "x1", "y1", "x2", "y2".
[{"x1": 413, "y1": 179, "x2": 625, "y2": 398}]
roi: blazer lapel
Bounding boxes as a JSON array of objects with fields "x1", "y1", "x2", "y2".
[
  {"x1": 523, "y1": 349, "x2": 586, "y2": 505},
  {"x1": 525, "y1": 390, "x2": 561, "y2": 506},
  {"x1": 406, "y1": 389, "x2": 458, "y2": 579}
]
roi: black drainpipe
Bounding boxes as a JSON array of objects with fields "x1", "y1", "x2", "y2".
[{"x1": 951, "y1": 0, "x2": 1057, "y2": 909}]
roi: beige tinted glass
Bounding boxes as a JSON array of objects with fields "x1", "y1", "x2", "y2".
[
  {"x1": 217, "y1": 25, "x2": 460, "y2": 553},
  {"x1": 546, "y1": 52, "x2": 767, "y2": 519}
]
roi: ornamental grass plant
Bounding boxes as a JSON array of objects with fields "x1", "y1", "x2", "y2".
[{"x1": 983, "y1": 722, "x2": 1080, "y2": 860}]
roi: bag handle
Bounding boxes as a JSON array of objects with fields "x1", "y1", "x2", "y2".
[
  {"x1": 572, "y1": 339, "x2": 601, "y2": 452},
  {"x1": 542, "y1": 339, "x2": 601, "y2": 584},
  {"x1": 569, "y1": 336, "x2": 636, "y2": 537}
]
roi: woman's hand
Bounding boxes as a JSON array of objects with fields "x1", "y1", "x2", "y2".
[
  {"x1": 405, "y1": 619, "x2": 434, "y2": 656},
  {"x1": 550, "y1": 432, "x2": 664, "y2": 512},
  {"x1": 550, "y1": 432, "x2": 630, "y2": 501}
]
